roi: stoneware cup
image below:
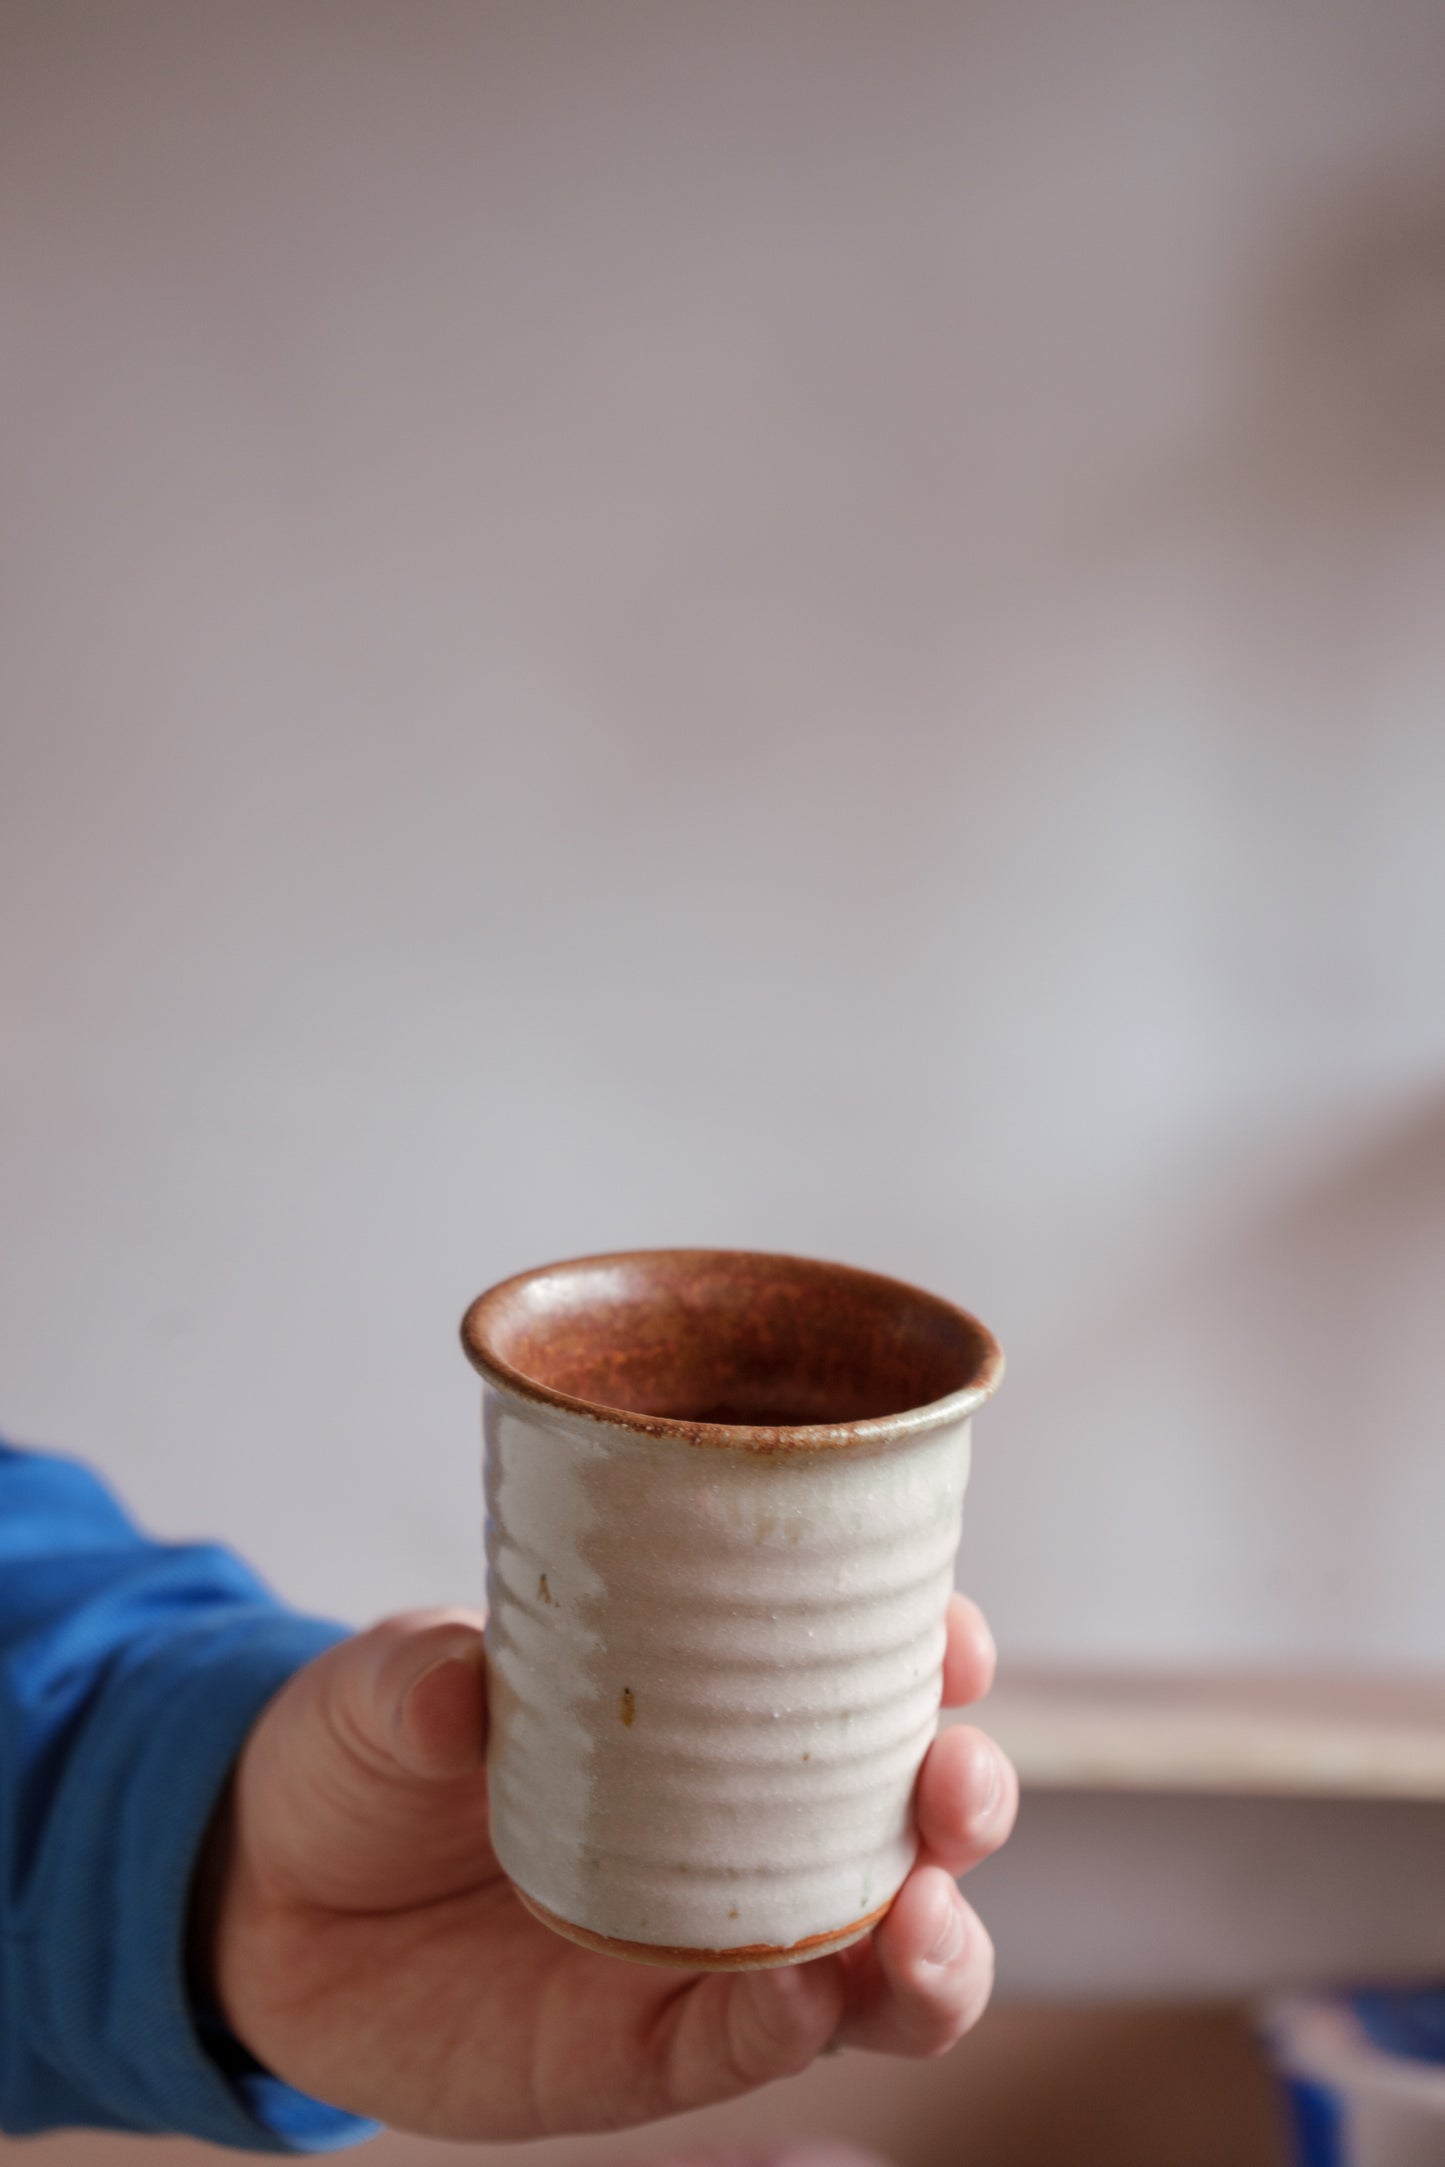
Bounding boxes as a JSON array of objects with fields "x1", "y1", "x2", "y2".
[{"x1": 460, "y1": 1249, "x2": 1003, "y2": 1970}]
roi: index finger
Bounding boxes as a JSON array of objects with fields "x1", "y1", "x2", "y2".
[{"x1": 941, "y1": 1592, "x2": 996, "y2": 1708}]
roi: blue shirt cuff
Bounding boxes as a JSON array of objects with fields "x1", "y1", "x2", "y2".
[{"x1": 27, "y1": 1602, "x2": 381, "y2": 2152}]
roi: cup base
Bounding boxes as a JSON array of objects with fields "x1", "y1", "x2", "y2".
[{"x1": 514, "y1": 1887, "x2": 892, "y2": 1971}]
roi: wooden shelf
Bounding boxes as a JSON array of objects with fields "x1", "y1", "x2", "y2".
[{"x1": 962, "y1": 1668, "x2": 1445, "y2": 1800}]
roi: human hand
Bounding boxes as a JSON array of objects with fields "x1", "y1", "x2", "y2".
[{"x1": 205, "y1": 1593, "x2": 1017, "y2": 2142}]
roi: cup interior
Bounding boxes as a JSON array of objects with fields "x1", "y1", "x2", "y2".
[{"x1": 462, "y1": 1249, "x2": 1001, "y2": 1435}]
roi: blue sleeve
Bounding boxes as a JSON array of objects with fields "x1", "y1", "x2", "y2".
[{"x1": 0, "y1": 1438, "x2": 380, "y2": 2152}]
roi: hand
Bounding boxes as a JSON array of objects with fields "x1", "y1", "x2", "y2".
[{"x1": 206, "y1": 1593, "x2": 1018, "y2": 2142}]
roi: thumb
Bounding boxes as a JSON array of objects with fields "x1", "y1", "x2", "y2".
[
  {"x1": 214, "y1": 1611, "x2": 493, "y2": 2051},
  {"x1": 337, "y1": 1609, "x2": 489, "y2": 1781},
  {"x1": 223, "y1": 1609, "x2": 492, "y2": 1920}
]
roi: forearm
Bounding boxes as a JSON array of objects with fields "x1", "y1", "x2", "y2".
[{"x1": 0, "y1": 1439, "x2": 374, "y2": 2152}]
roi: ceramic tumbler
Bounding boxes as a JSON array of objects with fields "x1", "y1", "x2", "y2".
[{"x1": 460, "y1": 1249, "x2": 1003, "y2": 1970}]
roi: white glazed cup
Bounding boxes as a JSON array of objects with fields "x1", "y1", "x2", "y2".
[{"x1": 460, "y1": 1249, "x2": 1003, "y2": 1970}]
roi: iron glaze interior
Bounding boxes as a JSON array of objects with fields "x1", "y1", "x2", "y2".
[{"x1": 463, "y1": 1249, "x2": 1000, "y2": 1430}]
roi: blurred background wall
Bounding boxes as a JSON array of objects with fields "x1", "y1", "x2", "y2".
[{"x1": 2, "y1": 0, "x2": 1443, "y2": 1675}]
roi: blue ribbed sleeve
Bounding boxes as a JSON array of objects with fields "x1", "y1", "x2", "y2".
[{"x1": 0, "y1": 1439, "x2": 378, "y2": 2151}]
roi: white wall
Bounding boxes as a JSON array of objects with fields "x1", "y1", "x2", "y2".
[{"x1": 2, "y1": 0, "x2": 1443, "y2": 1666}]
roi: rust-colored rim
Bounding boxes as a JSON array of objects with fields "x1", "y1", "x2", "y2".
[
  {"x1": 459, "y1": 1247, "x2": 1004, "y2": 1451},
  {"x1": 515, "y1": 1887, "x2": 892, "y2": 1970}
]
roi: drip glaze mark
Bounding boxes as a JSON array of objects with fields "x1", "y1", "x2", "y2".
[
  {"x1": 620, "y1": 1686, "x2": 636, "y2": 1727},
  {"x1": 538, "y1": 1573, "x2": 553, "y2": 1605}
]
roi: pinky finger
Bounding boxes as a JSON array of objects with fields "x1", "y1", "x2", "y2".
[{"x1": 834, "y1": 1865, "x2": 994, "y2": 2058}]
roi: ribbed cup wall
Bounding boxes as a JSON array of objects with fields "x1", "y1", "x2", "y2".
[{"x1": 483, "y1": 1389, "x2": 971, "y2": 1961}]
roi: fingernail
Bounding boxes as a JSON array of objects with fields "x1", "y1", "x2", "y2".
[
  {"x1": 393, "y1": 1646, "x2": 482, "y2": 1738},
  {"x1": 418, "y1": 1636, "x2": 485, "y2": 1684},
  {"x1": 927, "y1": 1889, "x2": 966, "y2": 1967},
  {"x1": 972, "y1": 1742, "x2": 1003, "y2": 1825}
]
